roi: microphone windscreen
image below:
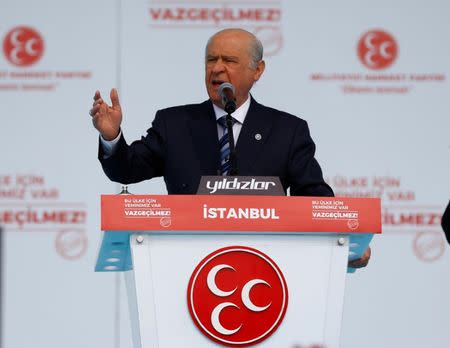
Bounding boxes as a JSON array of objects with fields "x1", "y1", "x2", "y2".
[{"x1": 218, "y1": 82, "x2": 235, "y2": 96}]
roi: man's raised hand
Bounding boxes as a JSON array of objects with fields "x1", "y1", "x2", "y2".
[{"x1": 89, "y1": 88, "x2": 122, "y2": 141}]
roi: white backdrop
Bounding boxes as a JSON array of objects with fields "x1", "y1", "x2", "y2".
[{"x1": 1, "y1": 0, "x2": 449, "y2": 347}]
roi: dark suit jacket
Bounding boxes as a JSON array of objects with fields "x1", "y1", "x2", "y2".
[{"x1": 99, "y1": 98, "x2": 333, "y2": 196}]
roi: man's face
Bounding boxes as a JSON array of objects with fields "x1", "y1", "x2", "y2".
[{"x1": 205, "y1": 30, "x2": 265, "y2": 109}]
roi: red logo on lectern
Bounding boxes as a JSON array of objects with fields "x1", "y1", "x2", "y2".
[
  {"x1": 357, "y1": 29, "x2": 398, "y2": 70},
  {"x1": 3, "y1": 26, "x2": 44, "y2": 67},
  {"x1": 187, "y1": 246, "x2": 288, "y2": 346}
]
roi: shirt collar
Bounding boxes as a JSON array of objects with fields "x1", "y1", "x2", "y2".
[{"x1": 212, "y1": 95, "x2": 251, "y2": 124}]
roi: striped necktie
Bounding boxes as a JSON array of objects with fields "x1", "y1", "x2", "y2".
[{"x1": 217, "y1": 115, "x2": 236, "y2": 175}]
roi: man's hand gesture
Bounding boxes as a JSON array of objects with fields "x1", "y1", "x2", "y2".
[{"x1": 90, "y1": 88, "x2": 122, "y2": 141}]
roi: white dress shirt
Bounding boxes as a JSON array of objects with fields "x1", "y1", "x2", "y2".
[{"x1": 212, "y1": 94, "x2": 250, "y2": 144}]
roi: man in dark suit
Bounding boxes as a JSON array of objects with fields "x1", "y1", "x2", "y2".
[
  {"x1": 90, "y1": 28, "x2": 371, "y2": 267},
  {"x1": 96, "y1": 97, "x2": 333, "y2": 196},
  {"x1": 91, "y1": 28, "x2": 332, "y2": 197}
]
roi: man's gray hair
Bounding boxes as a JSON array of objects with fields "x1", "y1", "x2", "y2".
[
  {"x1": 248, "y1": 36, "x2": 264, "y2": 68},
  {"x1": 205, "y1": 29, "x2": 264, "y2": 69}
]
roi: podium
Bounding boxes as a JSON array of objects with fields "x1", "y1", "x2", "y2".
[{"x1": 96, "y1": 195, "x2": 381, "y2": 348}]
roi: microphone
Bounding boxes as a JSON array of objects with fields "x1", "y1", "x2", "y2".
[{"x1": 218, "y1": 82, "x2": 237, "y2": 114}]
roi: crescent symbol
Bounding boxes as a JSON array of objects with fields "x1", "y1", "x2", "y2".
[
  {"x1": 241, "y1": 279, "x2": 271, "y2": 312},
  {"x1": 10, "y1": 30, "x2": 23, "y2": 46},
  {"x1": 207, "y1": 264, "x2": 236, "y2": 297},
  {"x1": 211, "y1": 302, "x2": 242, "y2": 335},
  {"x1": 379, "y1": 42, "x2": 393, "y2": 59},
  {"x1": 25, "y1": 38, "x2": 39, "y2": 56},
  {"x1": 364, "y1": 32, "x2": 377, "y2": 50},
  {"x1": 364, "y1": 51, "x2": 376, "y2": 67},
  {"x1": 10, "y1": 47, "x2": 23, "y2": 65}
]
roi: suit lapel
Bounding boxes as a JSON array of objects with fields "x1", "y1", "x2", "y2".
[
  {"x1": 235, "y1": 98, "x2": 273, "y2": 174},
  {"x1": 188, "y1": 100, "x2": 221, "y2": 175}
]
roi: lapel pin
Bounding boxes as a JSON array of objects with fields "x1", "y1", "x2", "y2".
[{"x1": 255, "y1": 133, "x2": 262, "y2": 141}]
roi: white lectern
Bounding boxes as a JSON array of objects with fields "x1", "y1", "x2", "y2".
[{"x1": 96, "y1": 195, "x2": 381, "y2": 348}]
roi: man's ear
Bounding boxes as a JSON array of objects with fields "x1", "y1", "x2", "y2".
[{"x1": 253, "y1": 60, "x2": 265, "y2": 82}]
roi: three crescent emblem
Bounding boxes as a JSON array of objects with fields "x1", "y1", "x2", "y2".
[
  {"x1": 187, "y1": 246, "x2": 288, "y2": 346},
  {"x1": 207, "y1": 264, "x2": 272, "y2": 335}
]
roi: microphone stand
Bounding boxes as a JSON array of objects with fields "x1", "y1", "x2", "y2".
[
  {"x1": 220, "y1": 82, "x2": 238, "y2": 176},
  {"x1": 225, "y1": 113, "x2": 238, "y2": 176}
]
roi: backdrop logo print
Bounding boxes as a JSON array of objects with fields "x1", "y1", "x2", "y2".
[
  {"x1": 187, "y1": 246, "x2": 288, "y2": 346},
  {"x1": 357, "y1": 29, "x2": 398, "y2": 70},
  {"x1": 253, "y1": 26, "x2": 283, "y2": 57},
  {"x1": 2, "y1": 26, "x2": 44, "y2": 67},
  {"x1": 413, "y1": 231, "x2": 445, "y2": 263},
  {"x1": 55, "y1": 229, "x2": 88, "y2": 261}
]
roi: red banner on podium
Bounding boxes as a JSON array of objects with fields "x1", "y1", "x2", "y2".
[{"x1": 101, "y1": 195, "x2": 381, "y2": 233}]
